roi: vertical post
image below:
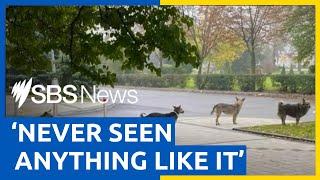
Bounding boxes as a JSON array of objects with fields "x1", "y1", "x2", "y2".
[
  {"x1": 103, "y1": 103, "x2": 106, "y2": 117},
  {"x1": 51, "y1": 50, "x2": 58, "y2": 116},
  {"x1": 10, "y1": 86, "x2": 18, "y2": 116},
  {"x1": 102, "y1": 97, "x2": 107, "y2": 117},
  {"x1": 13, "y1": 97, "x2": 18, "y2": 116}
]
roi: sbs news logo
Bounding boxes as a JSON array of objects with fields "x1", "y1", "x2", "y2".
[{"x1": 11, "y1": 78, "x2": 138, "y2": 109}]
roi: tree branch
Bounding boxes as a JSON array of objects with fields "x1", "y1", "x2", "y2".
[{"x1": 68, "y1": 6, "x2": 84, "y2": 64}]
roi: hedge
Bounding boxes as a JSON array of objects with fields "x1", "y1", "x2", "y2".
[
  {"x1": 116, "y1": 74, "x2": 315, "y2": 94},
  {"x1": 116, "y1": 74, "x2": 191, "y2": 88},
  {"x1": 270, "y1": 75, "x2": 315, "y2": 94},
  {"x1": 6, "y1": 73, "x2": 315, "y2": 94}
]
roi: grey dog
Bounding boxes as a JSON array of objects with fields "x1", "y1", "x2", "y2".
[{"x1": 211, "y1": 97, "x2": 245, "y2": 125}]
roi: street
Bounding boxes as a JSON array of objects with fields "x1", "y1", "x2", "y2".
[
  {"x1": 76, "y1": 88, "x2": 315, "y2": 120},
  {"x1": 72, "y1": 88, "x2": 315, "y2": 175}
]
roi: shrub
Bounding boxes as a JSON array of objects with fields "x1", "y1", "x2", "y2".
[
  {"x1": 161, "y1": 64, "x2": 193, "y2": 74},
  {"x1": 185, "y1": 77, "x2": 196, "y2": 89},
  {"x1": 289, "y1": 64, "x2": 294, "y2": 75},
  {"x1": 281, "y1": 65, "x2": 286, "y2": 75},
  {"x1": 309, "y1": 65, "x2": 315, "y2": 74},
  {"x1": 116, "y1": 74, "x2": 315, "y2": 94},
  {"x1": 196, "y1": 74, "x2": 234, "y2": 91},
  {"x1": 270, "y1": 74, "x2": 314, "y2": 94}
]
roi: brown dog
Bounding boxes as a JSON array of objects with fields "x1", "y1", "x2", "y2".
[{"x1": 211, "y1": 97, "x2": 245, "y2": 125}]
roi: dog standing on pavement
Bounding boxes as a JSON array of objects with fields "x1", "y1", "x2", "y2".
[
  {"x1": 210, "y1": 97, "x2": 245, "y2": 125},
  {"x1": 277, "y1": 98, "x2": 310, "y2": 125},
  {"x1": 140, "y1": 105, "x2": 184, "y2": 122}
]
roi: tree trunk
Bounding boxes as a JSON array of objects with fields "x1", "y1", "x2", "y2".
[
  {"x1": 297, "y1": 61, "x2": 302, "y2": 73},
  {"x1": 250, "y1": 48, "x2": 256, "y2": 75},
  {"x1": 159, "y1": 58, "x2": 163, "y2": 70},
  {"x1": 197, "y1": 59, "x2": 205, "y2": 89},
  {"x1": 249, "y1": 45, "x2": 256, "y2": 91},
  {"x1": 198, "y1": 60, "x2": 203, "y2": 76},
  {"x1": 206, "y1": 61, "x2": 211, "y2": 74},
  {"x1": 272, "y1": 46, "x2": 277, "y2": 66}
]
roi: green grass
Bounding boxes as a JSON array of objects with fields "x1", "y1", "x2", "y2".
[{"x1": 241, "y1": 121, "x2": 315, "y2": 140}]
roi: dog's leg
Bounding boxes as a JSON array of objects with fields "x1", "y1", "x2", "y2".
[
  {"x1": 215, "y1": 111, "x2": 221, "y2": 126},
  {"x1": 281, "y1": 115, "x2": 286, "y2": 125},
  {"x1": 296, "y1": 117, "x2": 300, "y2": 125},
  {"x1": 233, "y1": 114, "x2": 238, "y2": 125}
]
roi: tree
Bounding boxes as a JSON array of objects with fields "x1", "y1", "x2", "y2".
[
  {"x1": 183, "y1": 6, "x2": 242, "y2": 88},
  {"x1": 184, "y1": 6, "x2": 228, "y2": 75},
  {"x1": 281, "y1": 65, "x2": 286, "y2": 75},
  {"x1": 231, "y1": 50, "x2": 251, "y2": 74},
  {"x1": 209, "y1": 37, "x2": 245, "y2": 72},
  {"x1": 285, "y1": 6, "x2": 315, "y2": 64},
  {"x1": 6, "y1": 6, "x2": 199, "y2": 86},
  {"x1": 225, "y1": 6, "x2": 286, "y2": 74},
  {"x1": 289, "y1": 64, "x2": 294, "y2": 75}
]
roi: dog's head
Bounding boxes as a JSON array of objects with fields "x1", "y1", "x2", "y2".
[
  {"x1": 40, "y1": 109, "x2": 53, "y2": 117},
  {"x1": 173, "y1": 105, "x2": 184, "y2": 114},
  {"x1": 235, "y1": 97, "x2": 245, "y2": 106},
  {"x1": 302, "y1": 98, "x2": 311, "y2": 110}
]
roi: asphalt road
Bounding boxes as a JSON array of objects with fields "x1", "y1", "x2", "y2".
[
  {"x1": 75, "y1": 88, "x2": 315, "y2": 175},
  {"x1": 77, "y1": 88, "x2": 315, "y2": 121}
]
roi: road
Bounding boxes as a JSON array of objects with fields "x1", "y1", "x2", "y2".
[
  {"x1": 73, "y1": 88, "x2": 315, "y2": 175},
  {"x1": 77, "y1": 88, "x2": 315, "y2": 121}
]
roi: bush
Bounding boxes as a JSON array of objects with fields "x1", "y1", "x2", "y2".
[
  {"x1": 116, "y1": 74, "x2": 190, "y2": 88},
  {"x1": 196, "y1": 75, "x2": 234, "y2": 91},
  {"x1": 309, "y1": 65, "x2": 315, "y2": 74},
  {"x1": 281, "y1": 65, "x2": 286, "y2": 75},
  {"x1": 270, "y1": 74, "x2": 314, "y2": 94},
  {"x1": 235, "y1": 75, "x2": 256, "y2": 92},
  {"x1": 116, "y1": 74, "x2": 314, "y2": 94},
  {"x1": 11, "y1": 73, "x2": 312, "y2": 94},
  {"x1": 185, "y1": 77, "x2": 196, "y2": 89}
]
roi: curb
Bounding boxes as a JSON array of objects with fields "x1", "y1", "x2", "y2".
[
  {"x1": 232, "y1": 128, "x2": 315, "y2": 144},
  {"x1": 114, "y1": 86, "x2": 314, "y2": 100},
  {"x1": 58, "y1": 103, "x2": 117, "y2": 116}
]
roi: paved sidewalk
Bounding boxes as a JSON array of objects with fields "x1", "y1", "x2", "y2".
[
  {"x1": 176, "y1": 117, "x2": 315, "y2": 175},
  {"x1": 179, "y1": 116, "x2": 314, "y2": 130}
]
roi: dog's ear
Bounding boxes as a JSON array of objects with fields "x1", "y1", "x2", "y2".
[
  {"x1": 235, "y1": 97, "x2": 239, "y2": 101},
  {"x1": 242, "y1": 98, "x2": 245, "y2": 101},
  {"x1": 179, "y1": 105, "x2": 181, "y2": 108},
  {"x1": 302, "y1": 98, "x2": 306, "y2": 104},
  {"x1": 173, "y1": 105, "x2": 176, "y2": 108}
]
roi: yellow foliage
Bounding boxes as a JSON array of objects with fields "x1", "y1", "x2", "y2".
[{"x1": 210, "y1": 38, "x2": 246, "y2": 69}]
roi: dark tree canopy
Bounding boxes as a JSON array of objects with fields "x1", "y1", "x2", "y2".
[{"x1": 6, "y1": 6, "x2": 199, "y2": 86}]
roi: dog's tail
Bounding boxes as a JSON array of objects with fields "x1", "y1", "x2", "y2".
[
  {"x1": 140, "y1": 113, "x2": 146, "y2": 117},
  {"x1": 210, "y1": 105, "x2": 217, "y2": 115}
]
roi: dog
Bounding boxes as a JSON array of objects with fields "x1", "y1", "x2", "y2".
[
  {"x1": 140, "y1": 105, "x2": 184, "y2": 122},
  {"x1": 40, "y1": 110, "x2": 53, "y2": 117},
  {"x1": 277, "y1": 98, "x2": 310, "y2": 125},
  {"x1": 211, "y1": 97, "x2": 245, "y2": 125}
]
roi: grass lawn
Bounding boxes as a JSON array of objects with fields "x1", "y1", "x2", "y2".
[{"x1": 241, "y1": 121, "x2": 315, "y2": 140}]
